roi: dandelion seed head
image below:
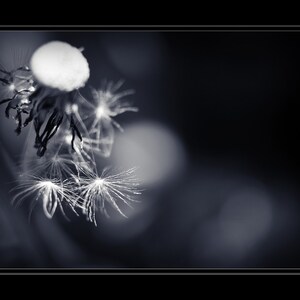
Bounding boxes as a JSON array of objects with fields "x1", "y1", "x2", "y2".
[
  {"x1": 1, "y1": 40, "x2": 142, "y2": 224},
  {"x1": 30, "y1": 41, "x2": 90, "y2": 92}
]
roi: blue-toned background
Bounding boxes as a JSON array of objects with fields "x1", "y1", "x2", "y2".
[{"x1": 1, "y1": 31, "x2": 300, "y2": 267}]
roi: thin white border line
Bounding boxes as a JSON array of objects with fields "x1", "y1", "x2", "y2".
[
  {"x1": 1, "y1": 268, "x2": 300, "y2": 270},
  {"x1": 2, "y1": 30, "x2": 300, "y2": 33},
  {"x1": 1, "y1": 25, "x2": 300, "y2": 27},
  {"x1": 0, "y1": 24, "x2": 299, "y2": 272},
  {"x1": 0, "y1": 272, "x2": 300, "y2": 275}
]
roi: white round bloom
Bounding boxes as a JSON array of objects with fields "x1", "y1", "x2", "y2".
[{"x1": 30, "y1": 41, "x2": 90, "y2": 92}]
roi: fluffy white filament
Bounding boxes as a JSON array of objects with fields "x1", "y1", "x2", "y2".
[
  {"x1": 12, "y1": 176, "x2": 78, "y2": 219},
  {"x1": 30, "y1": 41, "x2": 90, "y2": 92},
  {"x1": 80, "y1": 80, "x2": 138, "y2": 157},
  {"x1": 76, "y1": 168, "x2": 141, "y2": 225}
]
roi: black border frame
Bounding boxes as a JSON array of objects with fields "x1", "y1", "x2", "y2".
[{"x1": 1, "y1": 24, "x2": 300, "y2": 275}]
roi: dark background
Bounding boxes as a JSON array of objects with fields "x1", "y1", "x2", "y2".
[{"x1": 1, "y1": 30, "x2": 300, "y2": 268}]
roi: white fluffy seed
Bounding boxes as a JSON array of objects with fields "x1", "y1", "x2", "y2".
[{"x1": 30, "y1": 41, "x2": 90, "y2": 92}]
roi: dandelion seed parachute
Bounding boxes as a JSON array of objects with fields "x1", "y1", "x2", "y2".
[
  {"x1": 81, "y1": 80, "x2": 138, "y2": 157},
  {"x1": 75, "y1": 167, "x2": 141, "y2": 225},
  {"x1": 12, "y1": 176, "x2": 79, "y2": 219}
]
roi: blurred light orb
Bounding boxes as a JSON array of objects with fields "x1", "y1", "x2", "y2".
[
  {"x1": 186, "y1": 173, "x2": 274, "y2": 266},
  {"x1": 217, "y1": 187, "x2": 273, "y2": 259},
  {"x1": 111, "y1": 121, "x2": 186, "y2": 187},
  {"x1": 99, "y1": 196, "x2": 156, "y2": 241}
]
